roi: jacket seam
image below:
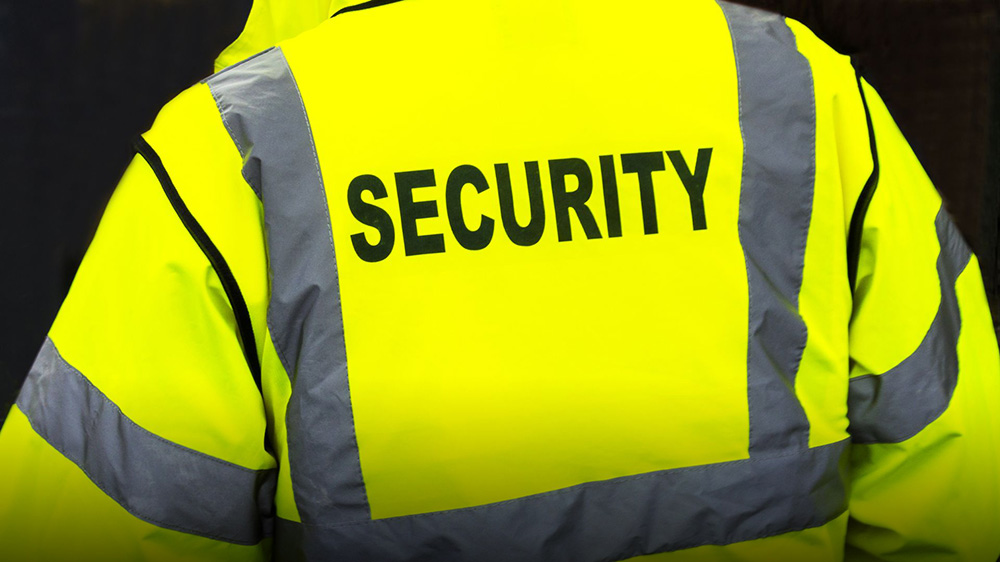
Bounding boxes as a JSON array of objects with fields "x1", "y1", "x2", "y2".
[
  {"x1": 847, "y1": 70, "x2": 881, "y2": 291},
  {"x1": 331, "y1": 0, "x2": 405, "y2": 18},
  {"x1": 133, "y1": 136, "x2": 264, "y2": 396}
]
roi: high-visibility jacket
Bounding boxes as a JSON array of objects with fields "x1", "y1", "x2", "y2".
[{"x1": 3, "y1": 1, "x2": 999, "y2": 560}]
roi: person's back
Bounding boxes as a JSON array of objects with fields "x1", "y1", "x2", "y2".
[{"x1": 2, "y1": 1, "x2": 999, "y2": 560}]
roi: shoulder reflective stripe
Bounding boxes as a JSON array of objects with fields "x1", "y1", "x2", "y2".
[
  {"x1": 205, "y1": 48, "x2": 372, "y2": 526},
  {"x1": 716, "y1": 1, "x2": 816, "y2": 454},
  {"x1": 16, "y1": 338, "x2": 276, "y2": 545},
  {"x1": 273, "y1": 440, "x2": 848, "y2": 562},
  {"x1": 203, "y1": 46, "x2": 282, "y2": 200},
  {"x1": 848, "y1": 209, "x2": 971, "y2": 444}
]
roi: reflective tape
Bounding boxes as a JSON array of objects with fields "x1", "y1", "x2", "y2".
[
  {"x1": 205, "y1": 47, "x2": 371, "y2": 526},
  {"x1": 203, "y1": 47, "x2": 281, "y2": 199},
  {"x1": 274, "y1": 440, "x2": 848, "y2": 562},
  {"x1": 17, "y1": 338, "x2": 276, "y2": 545},
  {"x1": 716, "y1": 0, "x2": 816, "y2": 454},
  {"x1": 848, "y1": 209, "x2": 971, "y2": 444}
]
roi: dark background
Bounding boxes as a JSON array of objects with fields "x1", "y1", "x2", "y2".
[{"x1": 1, "y1": 0, "x2": 999, "y2": 416}]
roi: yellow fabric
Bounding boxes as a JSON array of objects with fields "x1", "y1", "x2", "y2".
[
  {"x1": 848, "y1": 81, "x2": 946, "y2": 379},
  {"x1": 846, "y1": 260, "x2": 1000, "y2": 561},
  {"x1": 0, "y1": 408, "x2": 269, "y2": 561},
  {"x1": 843, "y1": 86, "x2": 1000, "y2": 561},
  {"x1": 141, "y1": 83, "x2": 300, "y2": 524},
  {"x1": 142, "y1": 83, "x2": 270, "y2": 359},
  {"x1": 785, "y1": 19, "x2": 862, "y2": 449},
  {"x1": 284, "y1": 0, "x2": 753, "y2": 519},
  {"x1": 1, "y1": 1, "x2": 998, "y2": 560},
  {"x1": 635, "y1": 513, "x2": 848, "y2": 562},
  {"x1": 48, "y1": 152, "x2": 270, "y2": 470},
  {"x1": 279, "y1": 2, "x2": 1000, "y2": 556},
  {"x1": 0, "y1": 89, "x2": 275, "y2": 558}
]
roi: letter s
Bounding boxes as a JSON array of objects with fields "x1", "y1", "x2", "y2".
[{"x1": 348, "y1": 174, "x2": 395, "y2": 263}]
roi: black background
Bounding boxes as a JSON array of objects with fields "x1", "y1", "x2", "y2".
[{"x1": 1, "y1": 0, "x2": 998, "y2": 415}]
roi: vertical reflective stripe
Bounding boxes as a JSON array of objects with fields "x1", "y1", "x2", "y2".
[
  {"x1": 716, "y1": 0, "x2": 816, "y2": 454},
  {"x1": 202, "y1": 47, "x2": 282, "y2": 199},
  {"x1": 273, "y1": 440, "x2": 849, "y2": 562},
  {"x1": 848, "y1": 209, "x2": 971, "y2": 444},
  {"x1": 17, "y1": 338, "x2": 276, "y2": 545},
  {"x1": 205, "y1": 48, "x2": 372, "y2": 526}
]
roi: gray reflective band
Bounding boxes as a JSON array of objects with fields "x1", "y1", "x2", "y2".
[
  {"x1": 848, "y1": 209, "x2": 971, "y2": 444},
  {"x1": 273, "y1": 440, "x2": 848, "y2": 562},
  {"x1": 716, "y1": 0, "x2": 816, "y2": 454},
  {"x1": 202, "y1": 47, "x2": 282, "y2": 199},
  {"x1": 205, "y1": 48, "x2": 371, "y2": 526},
  {"x1": 17, "y1": 338, "x2": 276, "y2": 545}
]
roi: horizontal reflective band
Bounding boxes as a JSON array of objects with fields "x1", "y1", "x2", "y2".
[
  {"x1": 848, "y1": 209, "x2": 971, "y2": 444},
  {"x1": 274, "y1": 441, "x2": 848, "y2": 561},
  {"x1": 17, "y1": 338, "x2": 277, "y2": 545}
]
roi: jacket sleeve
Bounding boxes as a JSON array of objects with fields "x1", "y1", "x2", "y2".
[
  {"x1": 0, "y1": 85, "x2": 275, "y2": 561},
  {"x1": 844, "y1": 77, "x2": 1000, "y2": 561}
]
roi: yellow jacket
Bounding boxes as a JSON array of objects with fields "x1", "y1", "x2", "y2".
[{"x1": 3, "y1": 1, "x2": 999, "y2": 560}]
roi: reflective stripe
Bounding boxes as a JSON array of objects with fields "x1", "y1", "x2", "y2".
[
  {"x1": 717, "y1": 0, "x2": 816, "y2": 454},
  {"x1": 848, "y1": 209, "x2": 971, "y2": 444},
  {"x1": 205, "y1": 48, "x2": 372, "y2": 526},
  {"x1": 204, "y1": 47, "x2": 284, "y2": 199},
  {"x1": 274, "y1": 440, "x2": 848, "y2": 562},
  {"x1": 16, "y1": 338, "x2": 276, "y2": 545}
]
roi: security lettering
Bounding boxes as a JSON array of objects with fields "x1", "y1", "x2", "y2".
[{"x1": 348, "y1": 149, "x2": 713, "y2": 263}]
